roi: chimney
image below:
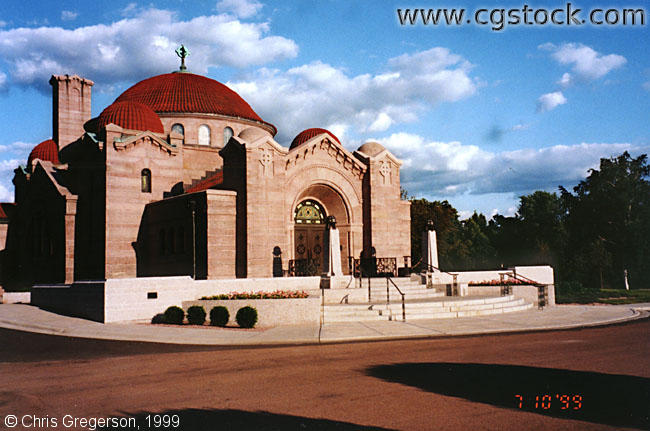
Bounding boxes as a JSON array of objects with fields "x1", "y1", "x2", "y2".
[{"x1": 50, "y1": 74, "x2": 94, "y2": 150}]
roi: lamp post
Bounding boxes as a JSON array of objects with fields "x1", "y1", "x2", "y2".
[{"x1": 187, "y1": 199, "x2": 197, "y2": 279}]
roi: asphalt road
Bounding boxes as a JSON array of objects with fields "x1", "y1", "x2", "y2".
[{"x1": 0, "y1": 319, "x2": 648, "y2": 431}]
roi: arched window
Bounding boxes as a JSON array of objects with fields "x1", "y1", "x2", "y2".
[
  {"x1": 223, "y1": 126, "x2": 233, "y2": 146},
  {"x1": 141, "y1": 169, "x2": 151, "y2": 193},
  {"x1": 198, "y1": 125, "x2": 211, "y2": 146},
  {"x1": 172, "y1": 123, "x2": 185, "y2": 144},
  {"x1": 294, "y1": 200, "x2": 326, "y2": 224}
]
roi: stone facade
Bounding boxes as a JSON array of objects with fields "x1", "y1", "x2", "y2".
[{"x1": 1, "y1": 68, "x2": 411, "y2": 290}]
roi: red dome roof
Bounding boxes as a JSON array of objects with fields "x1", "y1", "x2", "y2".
[
  {"x1": 97, "y1": 101, "x2": 164, "y2": 133},
  {"x1": 290, "y1": 128, "x2": 340, "y2": 150},
  {"x1": 28, "y1": 139, "x2": 59, "y2": 168},
  {"x1": 115, "y1": 73, "x2": 275, "y2": 134}
]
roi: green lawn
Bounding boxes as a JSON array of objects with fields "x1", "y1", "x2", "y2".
[{"x1": 556, "y1": 288, "x2": 650, "y2": 305}]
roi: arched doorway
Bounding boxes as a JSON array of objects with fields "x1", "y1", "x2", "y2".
[
  {"x1": 291, "y1": 184, "x2": 352, "y2": 275},
  {"x1": 293, "y1": 199, "x2": 326, "y2": 275}
]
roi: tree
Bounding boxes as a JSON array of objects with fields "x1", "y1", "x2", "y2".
[
  {"x1": 517, "y1": 191, "x2": 566, "y2": 266},
  {"x1": 409, "y1": 198, "x2": 462, "y2": 270},
  {"x1": 560, "y1": 152, "x2": 650, "y2": 288}
]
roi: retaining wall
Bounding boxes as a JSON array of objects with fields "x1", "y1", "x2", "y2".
[{"x1": 181, "y1": 297, "x2": 320, "y2": 327}]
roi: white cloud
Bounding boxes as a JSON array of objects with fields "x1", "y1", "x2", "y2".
[
  {"x1": 558, "y1": 72, "x2": 572, "y2": 88},
  {"x1": 367, "y1": 112, "x2": 393, "y2": 132},
  {"x1": 0, "y1": 141, "x2": 35, "y2": 156},
  {"x1": 541, "y1": 43, "x2": 626, "y2": 83},
  {"x1": 0, "y1": 183, "x2": 12, "y2": 202},
  {"x1": 0, "y1": 8, "x2": 298, "y2": 92},
  {"x1": 216, "y1": 0, "x2": 263, "y2": 18},
  {"x1": 0, "y1": 72, "x2": 6, "y2": 91},
  {"x1": 0, "y1": 158, "x2": 23, "y2": 202},
  {"x1": 537, "y1": 91, "x2": 567, "y2": 113},
  {"x1": 228, "y1": 47, "x2": 477, "y2": 142},
  {"x1": 0, "y1": 21, "x2": 6, "y2": 28},
  {"x1": 643, "y1": 81, "x2": 650, "y2": 92},
  {"x1": 376, "y1": 132, "x2": 639, "y2": 200},
  {"x1": 61, "y1": 10, "x2": 78, "y2": 21}
]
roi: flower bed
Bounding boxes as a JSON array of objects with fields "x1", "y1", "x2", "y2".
[
  {"x1": 200, "y1": 290, "x2": 309, "y2": 300},
  {"x1": 468, "y1": 279, "x2": 527, "y2": 286}
]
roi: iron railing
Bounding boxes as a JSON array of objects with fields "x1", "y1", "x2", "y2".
[
  {"x1": 353, "y1": 257, "x2": 397, "y2": 277},
  {"x1": 386, "y1": 276, "x2": 406, "y2": 321},
  {"x1": 288, "y1": 258, "x2": 320, "y2": 277},
  {"x1": 503, "y1": 271, "x2": 548, "y2": 309}
]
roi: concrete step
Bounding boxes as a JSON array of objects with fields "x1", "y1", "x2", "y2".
[
  {"x1": 323, "y1": 288, "x2": 445, "y2": 304},
  {"x1": 323, "y1": 294, "x2": 533, "y2": 322}
]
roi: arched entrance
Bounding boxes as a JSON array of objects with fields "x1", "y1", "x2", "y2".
[
  {"x1": 291, "y1": 184, "x2": 352, "y2": 275},
  {"x1": 293, "y1": 200, "x2": 326, "y2": 274}
]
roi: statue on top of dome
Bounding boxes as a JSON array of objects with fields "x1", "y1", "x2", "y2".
[{"x1": 175, "y1": 45, "x2": 190, "y2": 72}]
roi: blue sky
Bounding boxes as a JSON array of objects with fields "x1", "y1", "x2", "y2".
[{"x1": 0, "y1": 0, "x2": 648, "y2": 218}]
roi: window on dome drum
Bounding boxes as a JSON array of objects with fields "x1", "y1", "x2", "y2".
[
  {"x1": 141, "y1": 169, "x2": 152, "y2": 193},
  {"x1": 172, "y1": 123, "x2": 185, "y2": 144},
  {"x1": 294, "y1": 200, "x2": 325, "y2": 224},
  {"x1": 223, "y1": 126, "x2": 233, "y2": 146},
  {"x1": 198, "y1": 125, "x2": 211, "y2": 146}
]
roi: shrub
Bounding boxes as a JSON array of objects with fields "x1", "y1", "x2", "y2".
[
  {"x1": 187, "y1": 305, "x2": 206, "y2": 325},
  {"x1": 151, "y1": 313, "x2": 165, "y2": 324},
  {"x1": 210, "y1": 306, "x2": 230, "y2": 327},
  {"x1": 236, "y1": 306, "x2": 258, "y2": 328},
  {"x1": 163, "y1": 306, "x2": 185, "y2": 325}
]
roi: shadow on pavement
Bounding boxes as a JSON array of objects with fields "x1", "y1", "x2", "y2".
[
  {"x1": 0, "y1": 328, "x2": 220, "y2": 362},
  {"x1": 366, "y1": 362, "x2": 649, "y2": 429},
  {"x1": 97, "y1": 408, "x2": 394, "y2": 431}
]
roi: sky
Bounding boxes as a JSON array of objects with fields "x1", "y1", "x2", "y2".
[{"x1": 0, "y1": 0, "x2": 648, "y2": 218}]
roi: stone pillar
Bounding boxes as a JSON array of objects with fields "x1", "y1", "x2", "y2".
[
  {"x1": 422, "y1": 220, "x2": 439, "y2": 271},
  {"x1": 65, "y1": 197, "x2": 78, "y2": 284},
  {"x1": 324, "y1": 218, "x2": 342, "y2": 276}
]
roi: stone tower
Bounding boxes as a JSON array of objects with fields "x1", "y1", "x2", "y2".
[{"x1": 50, "y1": 74, "x2": 94, "y2": 149}]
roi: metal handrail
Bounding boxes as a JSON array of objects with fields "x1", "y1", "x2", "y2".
[
  {"x1": 386, "y1": 276, "x2": 406, "y2": 321},
  {"x1": 503, "y1": 271, "x2": 548, "y2": 309}
]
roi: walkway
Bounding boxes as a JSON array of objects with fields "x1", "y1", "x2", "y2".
[{"x1": 0, "y1": 303, "x2": 647, "y2": 346}]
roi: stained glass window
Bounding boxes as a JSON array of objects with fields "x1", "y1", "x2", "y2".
[{"x1": 294, "y1": 200, "x2": 325, "y2": 224}]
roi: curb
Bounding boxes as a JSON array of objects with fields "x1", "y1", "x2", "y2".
[{"x1": 0, "y1": 306, "x2": 647, "y2": 347}]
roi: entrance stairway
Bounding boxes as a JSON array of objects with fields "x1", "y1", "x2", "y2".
[{"x1": 323, "y1": 277, "x2": 533, "y2": 322}]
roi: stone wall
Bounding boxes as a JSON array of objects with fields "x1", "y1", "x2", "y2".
[
  {"x1": 103, "y1": 276, "x2": 322, "y2": 322},
  {"x1": 181, "y1": 297, "x2": 320, "y2": 327},
  {"x1": 104, "y1": 127, "x2": 182, "y2": 279}
]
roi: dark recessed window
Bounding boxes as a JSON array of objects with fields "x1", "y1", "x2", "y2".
[
  {"x1": 172, "y1": 123, "x2": 185, "y2": 144},
  {"x1": 141, "y1": 168, "x2": 151, "y2": 193},
  {"x1": 159, "y1": 229, "x2": 165, "y2": 256}
]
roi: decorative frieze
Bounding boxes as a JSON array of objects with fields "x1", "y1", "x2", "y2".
[{"x1": 285, "y1": 138, "x2": 366, "y2": 179}]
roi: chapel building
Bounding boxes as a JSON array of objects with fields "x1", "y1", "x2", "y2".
[{"x1": 0, "y1": 58, "x2": 411, "y2": 288}]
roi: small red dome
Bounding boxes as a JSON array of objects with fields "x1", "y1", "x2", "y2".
[
  {"x1": 290, "y1": 128, "x2": 340, "y2": 150},
  {"x1": 28, "y1": 139, "x2": 59, "y2": 167},
  {"x1": 97, "y1": 101, "x2": 164, "y2": 133},
  {"x1": 115, "y1": 73, "x2": 276, "y2": 135}
]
